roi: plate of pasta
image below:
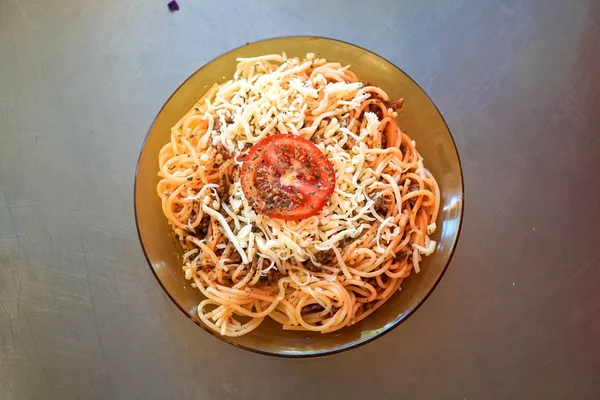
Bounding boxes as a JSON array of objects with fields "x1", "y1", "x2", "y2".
[{"x1": 134, "y1": 37, "x2": 463, "y2": 357}]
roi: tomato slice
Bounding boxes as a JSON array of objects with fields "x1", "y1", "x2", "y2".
[{"x1": 240, "y1": 134, "x2": 336, "y2": 220}]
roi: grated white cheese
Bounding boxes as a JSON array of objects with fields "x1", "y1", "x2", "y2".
[
  {"x1": 188, "y1": 54, "x2": 433, "y2": 271},
  {"x1": 427, "y1": 222, "x2": 437, "y2": 235},
  {"x1": 412, "y1": 237, "x2": 437, "y2": 256}
]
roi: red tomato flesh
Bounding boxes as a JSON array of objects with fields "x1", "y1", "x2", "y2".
[{"x1": 240, "y1": 134, "x2": 336, "y2": 220}]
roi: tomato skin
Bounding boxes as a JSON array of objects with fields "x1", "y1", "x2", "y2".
[{"x1": 240, "y1": 134, "x2": 335, "y2": 220}]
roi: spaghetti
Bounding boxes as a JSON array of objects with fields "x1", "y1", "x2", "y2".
[{"x1": 157, "y1": 53, "x2": 440, "y2": 337}]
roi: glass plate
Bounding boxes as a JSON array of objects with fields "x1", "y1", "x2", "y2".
[{"x1": 134, "y1": 36, "x2": 464, "y2": 357}]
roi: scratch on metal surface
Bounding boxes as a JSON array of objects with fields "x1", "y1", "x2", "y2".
[
  {"x1": 37, "y1": 265, "x2": 85, "y2": 279},
  {"x1": 1, "y1": 189, "x2": 29, "y2": 263},
  {"x1": 0, "y1": 300, "x2": 9, "y2": 317},
  {"x1": 87, "y1": 223, "x2": 131, "y2": 239},
  {"x1": 8, "y1": 0, "x2": 39, "y2": 30},
  {"x1": 542, "y1": 353, "x2": 559, "y2": 366},
  {"x1": 0, "y1": 302, "x2": 17, "y2": 351},
  {"x1": 571, "y1": 253, "x2": 600, "y2": 281},
  {"x1": 24, "y1": 304, "x2": 62, "y2": 314},
  {"x1": 110, "y1": 268, "x2": 124, "y2": 310},
  {"x1": 53, "y1": 346, "x2": 78, "y2": 358},
  {"x1": 22, "y1": 304, "x2": 51, "y2": 383},
  {"x1": 81, "y1": 241, "x2": 109, "y2": 375},
  {"x1": 51, "y1": 287, "x2": 90, "y2": 302},
  {"x1": 10, "y1": 39, "x2": 18, "y2": 106},
  {"x1": 499, "y1": 3, "x2": 516, "y2": 16}
]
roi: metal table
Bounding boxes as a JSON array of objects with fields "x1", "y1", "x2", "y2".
[{"x1": 1, "y1": 1, "x2": 598, "y2": 398}]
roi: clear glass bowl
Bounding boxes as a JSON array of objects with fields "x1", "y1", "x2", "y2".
[{"x1": 134, "y1": 36, "x2": 464, "y2": 357}]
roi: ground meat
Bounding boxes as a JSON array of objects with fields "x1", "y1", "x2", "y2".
[
  {"x1": 239, "y1": 142, "x2": 253, "y2": 157},
  {"x1": 195, "y1": 264, "x2": 210, "y2": 272},
  {"x1": 301, "y1": 261, "x2": 322, "y2": 272},
  {"x1": 339, "y1": 236, "x2": 355, "y2": 250},
  {"x1": 214, "y1": 142, "x2": 231, "y2": 160},
  {"x1": 301, "y1": 304, "x2": 325, "y2": 314},
  {"x1": 394, "y1": 247, "x2": 411, "y2": 261},
  {"x1": 196, "y1": 214, "x2": 210, "y2": 235},
  {"x1": 368, "y1": 90, "x2": 404, "y2": 112},
  {"x1": 259, "y1": 268, "x2": 283, "y2": 285},
  {"x1": 215, "y1": 176, "x2": 231, "y2": 202},
  {"x1": 364, "y1": 277, "x2": 378, "y2": 287},
  {"x1": 315, "y1": 249, "x2": 336, "y2": 264},
  {"x1": 342, "y1": 136, "x2": 356, "y2": 151},
  {"x1": 400, "y1": 142, "x2": 407, "y2": 155},
  {"x1": 369, "y1": 103, "x2": 384, "y2": 120},
  {"x1": 374, "y1": 195, "x2": 393, "y2": 215},
  {"x1": 214, "y1": 115, "x2": 233, "y2": 130},
  {"x1": 386, "y1": 98, "x2": 404, "y2": 111},
  {"x1": 381, "y1": 130, "x2": 388, "y2": 148},
  {"x1": 407, "y1": 183, "x2": 420, "y2": 207}
]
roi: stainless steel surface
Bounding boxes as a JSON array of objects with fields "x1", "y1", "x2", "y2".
[{"x1": 1, "y1": 0, "x2": 598, "y2": 399}]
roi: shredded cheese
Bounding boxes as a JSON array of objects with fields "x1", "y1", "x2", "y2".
[{"x1": 185, "y1": 55, "x2": 420, "y2": 269}]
